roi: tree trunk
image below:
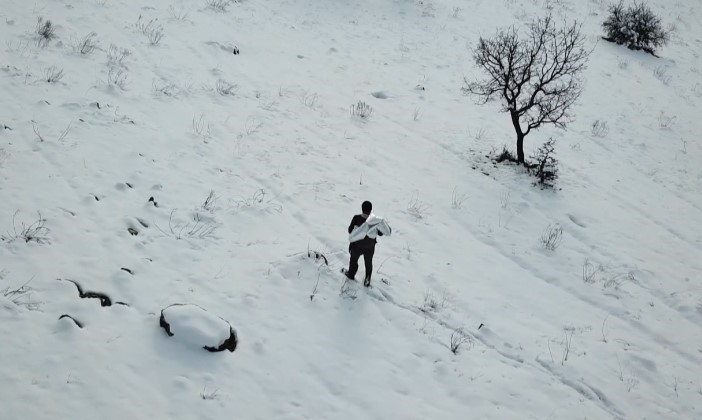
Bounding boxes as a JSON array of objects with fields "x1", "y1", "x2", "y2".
[
  {"x1": 509, "y1": 109, "x2": 525, "y2": 163},
  {"x1": 516, "y1": 133, "x2": 525, "y2": 164}
]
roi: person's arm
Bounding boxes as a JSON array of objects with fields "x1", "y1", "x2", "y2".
[{"x1": 348, "y1": 216, "x2": 357, "y2": 234}]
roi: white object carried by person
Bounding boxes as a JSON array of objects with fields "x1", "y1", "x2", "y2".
[{"x1": 348, "y1": 214, "x2": 392, "y2": 243}]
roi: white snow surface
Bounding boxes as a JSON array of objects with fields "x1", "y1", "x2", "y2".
[
  {"x1": 1, "y1": 0, "x2": 701, "y2": 419},
  {"x1": 161, "y1": 304, "x2": 233, "y2": 349}
]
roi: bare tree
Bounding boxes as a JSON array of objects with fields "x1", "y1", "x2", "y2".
[{"x1": 463, "y1": 14, "x2": 590, "y2": 164}]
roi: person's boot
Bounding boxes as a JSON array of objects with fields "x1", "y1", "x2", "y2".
[{"x1": 363, "y1": 277, "x2": 371, "y2": 287}]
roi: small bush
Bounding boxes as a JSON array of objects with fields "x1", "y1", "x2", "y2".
[
  {"x1": 653, "y1": 66, "x2": 671, "y2": 84},
  {"x1": 529, "y1": 138, "x2": 558, "y2": 187},
  {"x1": 32, "y1": 121, "x2": 72, "y2": 143},
  {"x1": 35, "y1": 18, "x2": 57, "y2": 47},
  {"x1": 231, "y1": 189, "x2": 283, "y2": 213},
  {"x1": 591, "y1": 120, "x2": 609, "y2": 138},
  {"x1": 168, "y1": 5, "x2": 189, "y2": 21},
  {"x1": 72, "y1": 32, "x2": 98, "y2": 55},
  {"x1": 107, "y1": 44, "x2": 131, "y2": 67},
  {"x1": 449, "y1": 328, "x2": 474, "y2": 354},
  {"x1": 2, "y1": 275, "x2": 39, "y2": 310},
  {"x1": 493, "y1": 146, "x2": 518, "y2": 163},
  {"x1": 192, "y1": 114, "x2": 211, "y2": 139},
  {"x1": 602, "y1": 1, "x2": 670, "y2": 54},
  {"x1": 200, "y1": 387, "x2": 219, "y2": 400},
  {"x1": 108, "y1": 68, "x2": 128, "y2": 90},
  {"x1": 215, "y1": 79, "x2": 237, "y2": 96},
  {"x1": 1, "y1": 211, "x2": 50, "y2": 244},
  {"x1": 350, "y1": 101, "x2": 373, "y2": 119},
  {"x1": 540, "y1": 223, "x2": 563, "y2": 251},
  {"x1": 407, "y1": 193, "x2": 430, "y2": 219},
  {"x1": 245, "y1": 117, "x2": 262, "y2": 136},
  {"x1": 153, "y1": 79, "x2": 179, "y2": 96},
  {"x1": 420, "y1": 290, "x2": 448, "y2": 312},
  {"x1": 299, "y1": 90, "x2": 317, "y2": 108},
  {"x1": 155, "y1": 209, "x2": 217, "y2": 240},
  {"x1": 658, "y1": 111, "x2": 676, "y2": 129},
  {"x1": 205, "y1": 0, "x2": 229, "y2": 13},
  {"x1": 582, "y1": 258, "x2": 599, "y2": 283},
  {"x1": 201, "y1": 190, "x2": 218, "y2": 212},
  {"x1": 135, "y1": 15, "x2": 164, "y2": 46},
  {"x1": 43, "y1": 66, "x2": 65, "y2": 83}
]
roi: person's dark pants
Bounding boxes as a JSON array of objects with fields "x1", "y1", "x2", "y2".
[{"x1": 347, "y1": 243, "x2": 375, "y2": 282}]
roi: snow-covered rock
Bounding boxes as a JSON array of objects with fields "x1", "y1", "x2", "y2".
[{"x1": 159, "y1": 304, "x2": 237, "y2": 353}]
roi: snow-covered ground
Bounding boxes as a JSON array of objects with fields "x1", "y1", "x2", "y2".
[{"x1": 1, "y1": 0, "x2": 700, "y2": 418}]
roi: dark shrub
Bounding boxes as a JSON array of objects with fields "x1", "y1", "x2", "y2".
[
  {"x1": 530, "y1": 138, "x2": 558, "y2": 187},
  {"x1": 603, "y1": 1, "x2": 670, "y2": 54}
]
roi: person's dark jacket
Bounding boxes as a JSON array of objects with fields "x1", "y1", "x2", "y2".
[{"x1": 348, "y1": 214, "x2": 382, "y2": 250}]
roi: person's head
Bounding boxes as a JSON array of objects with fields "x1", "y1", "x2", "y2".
[{"x1": 361, "y1": 201, "x2": 372, "y2": 215}]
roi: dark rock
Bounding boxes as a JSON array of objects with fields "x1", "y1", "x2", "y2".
[
  {"x1": 60, "y1": 278, "x2": 114, "y2": 307},
  {"x1": 59, "y1": 314, "x2": 83, "y2": 328},
  {"x1": 160, "y1": 311, "x2": 174, "y2": 336},
  {"x1": 204, "y1": 327, "x2": 238, "y2": 352}
]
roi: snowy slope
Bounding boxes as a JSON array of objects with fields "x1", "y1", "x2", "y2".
[{"x1": 1, "y1": 0, "x2": 700, "y2": 418}]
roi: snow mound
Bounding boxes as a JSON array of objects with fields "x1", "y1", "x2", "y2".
[
  {"x1": 0, "y1": 295, "x2": 18, "y2": 313},
  {"x1": 159, "y1": 304, "x2": 237, "y2": 353}
]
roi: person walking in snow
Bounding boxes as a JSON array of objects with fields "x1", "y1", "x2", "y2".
[{"x1": 343, "y1": 201, "x2": 391, "y2": 287}]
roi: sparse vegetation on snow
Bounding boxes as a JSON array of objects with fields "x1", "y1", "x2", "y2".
[{"x1": 0, "y1": 0, "x2": 700, "y2": 419}]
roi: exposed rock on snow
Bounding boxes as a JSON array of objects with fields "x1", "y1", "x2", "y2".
[
  {"x1": 60, "y1": 278, "x2": 112, "y2": 307},
  {"x1": 58, "y1": 314, "x2": 83, "y2": 328},
  {"x1": 59, "y1": 278, "x2": 130, "y2": 307},
  {"x1": 159, "y1": 304, "x2": 237, "y2": 353}
]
